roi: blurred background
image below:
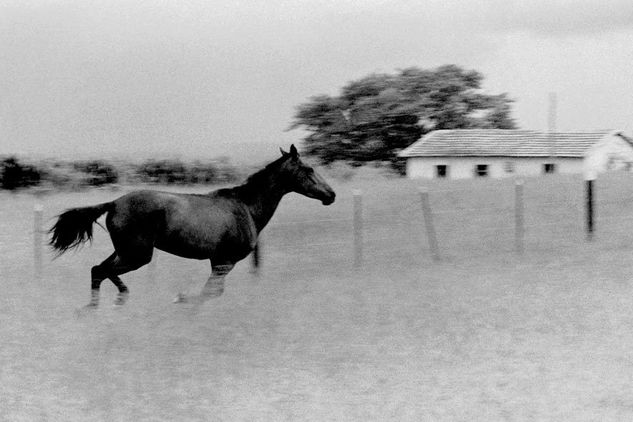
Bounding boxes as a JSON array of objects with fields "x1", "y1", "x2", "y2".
[{"x1": 2, "y1": 0, "x2": 633, "y2": 175}]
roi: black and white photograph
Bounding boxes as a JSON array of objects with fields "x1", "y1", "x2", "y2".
[{"x1": 3, "y1": 1, "x2": 633, "y2": 420}]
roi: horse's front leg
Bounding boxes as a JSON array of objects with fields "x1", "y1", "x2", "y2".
[{"x1": 174, "y1": 263, "x2": 234, "y2": 304}]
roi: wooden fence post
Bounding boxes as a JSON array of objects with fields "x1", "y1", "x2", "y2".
[
  {"x1": 586, "y1": 179, "x2": 594, "y2": 241},
  {"x1": 515, "y1": 179, "x2": 524, "y2": 254},
  {"x1": 33, "y1": 203, "x2": 43, "y2": 279},
  {"x1": 353, "y1": 190, "x2": 363, "y2": 267},
  {"x1": 419, "y1": 188, "x2": 440, "y2": 261},
  {"x1": 251, "y1": 241, "x2": 260, "y2": 273}
]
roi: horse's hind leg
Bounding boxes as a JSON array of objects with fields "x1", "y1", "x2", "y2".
[
  {"x1": 89, "y1": 252, "x2": 117, "y2": 307},
  {"x1": 88, "y1": 250, "x2": 152, "y2": 307},
  {"x1": 109, "y1": 274, "x2": 130, "y2": 306}
]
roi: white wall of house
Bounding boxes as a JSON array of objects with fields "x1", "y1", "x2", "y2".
[
  {"x1": 583, "y1": 132, "x2": 633, "y2": 180},
  {"x1": 405, "y1": 156, "x2": 584, "y2": 179}
]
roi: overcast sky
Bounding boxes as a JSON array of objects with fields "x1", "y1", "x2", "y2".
[{"x1": 2, "y1": 0, "x2": 633, "y2": 163}]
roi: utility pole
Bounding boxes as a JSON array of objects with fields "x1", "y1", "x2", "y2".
[{"x1": 548, "y1": 92, "x2": 557, "y2": 160}]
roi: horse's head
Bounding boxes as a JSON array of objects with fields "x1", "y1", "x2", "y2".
[{"x1": 279, "y1": 145, "x2": 336, "y2": 205}]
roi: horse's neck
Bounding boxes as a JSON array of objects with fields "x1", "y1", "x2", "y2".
[{"x1": 237, "y1": 174, "x2": 287, "y2": 234}]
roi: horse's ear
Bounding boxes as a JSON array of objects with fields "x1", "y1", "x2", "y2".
[
  {"x1": 280, "y1": 147, "x2": 288, "y2": 157},
  {"x1": 289, "y1": 144, "x2": 299, "y2": 158}
]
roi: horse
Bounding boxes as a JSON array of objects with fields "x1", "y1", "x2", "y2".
[{"x1": 49, "y1": 145, "x2": 336, "y2": 308}]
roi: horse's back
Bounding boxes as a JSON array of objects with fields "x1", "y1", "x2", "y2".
[{"x1": 107, "y1": 190, "x2": 255, "y2": 260}]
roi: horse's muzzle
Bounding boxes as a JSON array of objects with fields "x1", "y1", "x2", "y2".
[{"x1": 321, "y1": 191, "x2": 336, "y2": 205}]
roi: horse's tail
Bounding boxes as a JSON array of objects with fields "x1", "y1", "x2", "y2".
[{"x1": 49, "y1": 202, "x2": 113, "y2": 255}]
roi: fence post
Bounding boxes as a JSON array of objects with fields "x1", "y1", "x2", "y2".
[
  {"x1": 353, "y1": 190, "x2": 363, "y2": 267},
  {"x1": 419, "y1": 188, "x2": 440, "y2": 261},
  {"x1": 586, "y1": 179, "x2": 594, "y2": 241},
  {"x1": 33, "y1": 203, "x2": 43, "y2": 279},
  {"x1": 251, "y1": 241, "x2": 260, "y2": 273},
  {"x1": 515, "y1": 179, "x2": 524, "y2": 254}
]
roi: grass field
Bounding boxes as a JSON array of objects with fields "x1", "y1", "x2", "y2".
[{"x1": 4, "y1": 172, "x2": 633, "y2": 421}]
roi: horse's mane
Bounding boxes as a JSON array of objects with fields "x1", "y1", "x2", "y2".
[
  {"x1": 242, "y1": 155, "x2": 288, "y2": 187},
  {"x1": 214, "y1": 154, "x2": 288, "y2": 199}
]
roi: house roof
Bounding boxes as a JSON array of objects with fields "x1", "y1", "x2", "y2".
[{"x1": 398, "y1": 129, "x2": 614, "y2": 158}]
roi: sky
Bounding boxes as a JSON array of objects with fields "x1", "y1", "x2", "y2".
[{"x1": 1, "y1": 0, "x2": 633, "y2": 163}]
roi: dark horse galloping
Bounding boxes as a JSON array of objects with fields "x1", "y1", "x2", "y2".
[{"x1": 49, "y1": 145, "x2": 335, "y2": 308}]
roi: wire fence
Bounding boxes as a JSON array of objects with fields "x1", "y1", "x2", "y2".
[
  {"x1": 26, "y1": 172, "x2": 633, "y2": 275},
  {"x1": 257, "y1": 173, "x2": 633, "y2": 268}
]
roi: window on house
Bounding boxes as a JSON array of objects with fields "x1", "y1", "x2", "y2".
[
  {"x1": 504, "y1": 161, "x2": 515, "y2": 173},
  {"x1": 436, "y1": 165, "x2": 448, "y2": 178},
  {"x1": 475, "y1": 164, "x2": 488, "y2": 177},
  {"x1": 543, "y1": 163, "x2": 556, "y2": 174}
]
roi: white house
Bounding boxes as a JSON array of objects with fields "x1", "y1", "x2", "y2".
[{"x1": 398, "y1": 129, "x2": 633, "y2": 180}]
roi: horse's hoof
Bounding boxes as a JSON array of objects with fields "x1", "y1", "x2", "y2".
[
  {"x1": 207, "y1": 289, "x2": 223, "y2": 298},
  {"x1": 114, "y1": 292, "x2": 129, "y2": 306},
  {"x1": 173, "y1": 293, "x2": 187, "y2": 304},
  {"x1": 75, "y1": 303, "x2": 98, "y2": 317}
]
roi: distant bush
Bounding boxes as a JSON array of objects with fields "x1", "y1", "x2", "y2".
[
  {"x1": 187, "y1": 161, "x2": 218, "y2": 184},
  {"x1": 136, "y1": 159, "x2": 187, "y2": 184},
  {"x1": 135, "y1": 158, "x2": 239, "y2": 185},
  {"x1": 0, "y1": 157, "x2": 42, "y2": 190},
  {"x1": 72, "y1": 160, "x2": 119, "y2": 186},
  {"x1": 0, "y1": 156, "x2": 241, "y2": 190},
  {"x1": 205, "y1": 157, "x2": 242, "y2": 184}
]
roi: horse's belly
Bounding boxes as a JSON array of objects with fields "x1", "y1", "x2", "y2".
[
  {"x1": 155, "y1": 230, "x2": 254, "y2": 262},
  {"x1": 153, "y1": 201, "x2": 256, "y2": 262},
  {"x1": 154, "y1": 233, "x2": 217, "y2": 260},
  {"x1": 154, "y1": 243, "x2": 210, "y2": 260}
]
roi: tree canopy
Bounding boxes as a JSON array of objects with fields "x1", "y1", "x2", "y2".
[{"x1": 290, "y1": 65, "x2": 516, "y2": 173}]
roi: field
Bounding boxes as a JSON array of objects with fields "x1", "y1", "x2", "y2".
[{"x1": 4, "y1": 172, "x2": 633, "y2": 421}]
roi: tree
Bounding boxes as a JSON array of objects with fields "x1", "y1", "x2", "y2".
[
  {"x1": 290, "y1": 65, "x2": 516, "y2": 173},
  {"x1": 0, "y1": 157, "x2": 42, "y2": 190}
]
